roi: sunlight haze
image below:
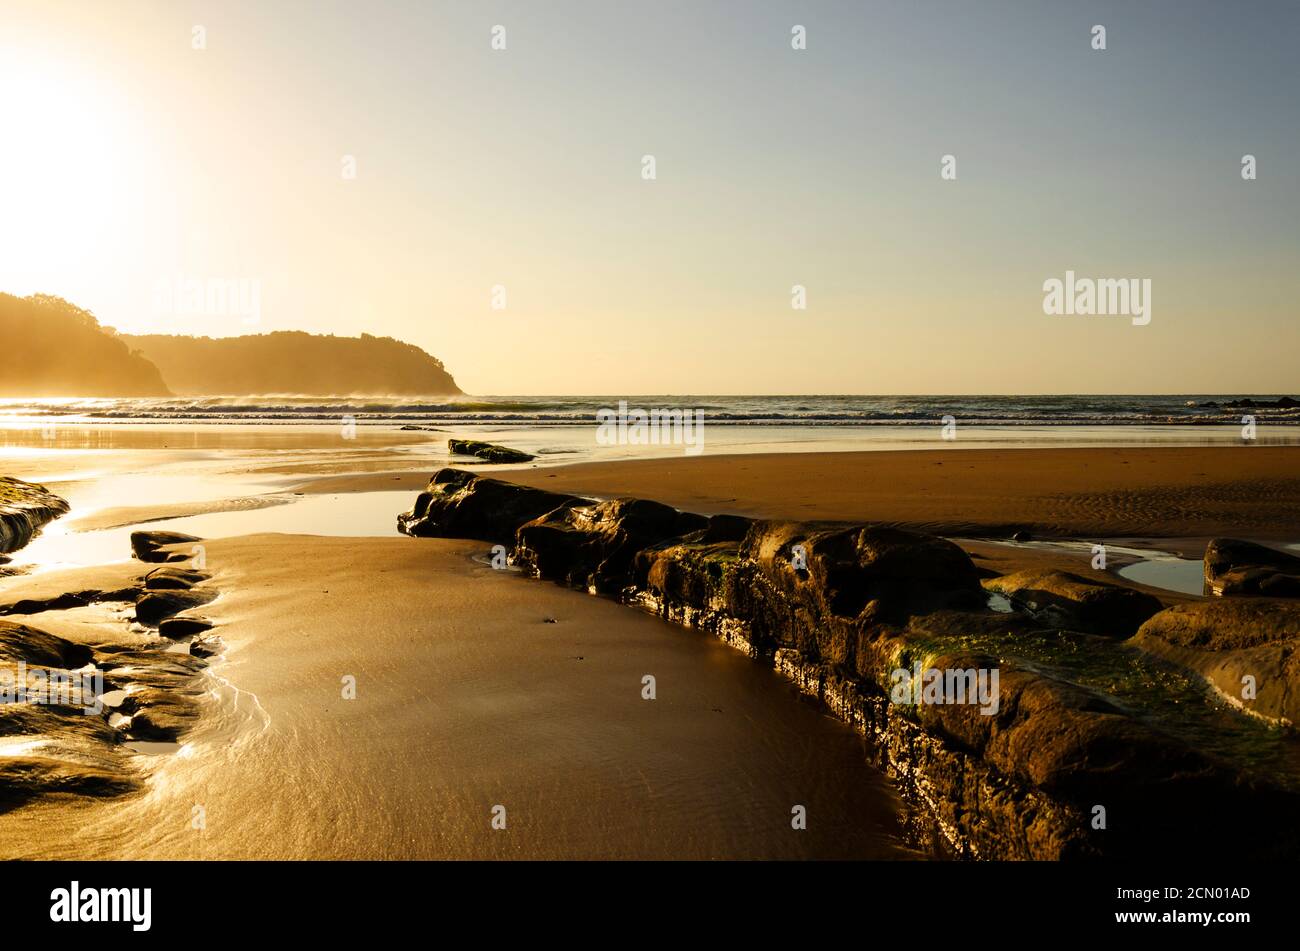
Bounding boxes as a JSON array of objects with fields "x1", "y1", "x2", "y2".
[{"x1": 2, "y1": 0, "x2": 1296, "y2": 394}]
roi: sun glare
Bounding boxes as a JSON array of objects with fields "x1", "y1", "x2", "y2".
[{"x1": 0, "y1": 47, "x2": 132, "y2": 283}]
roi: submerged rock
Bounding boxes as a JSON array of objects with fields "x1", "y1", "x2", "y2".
[
  {"x1": 136, "y1": 587, "x2": 217, "y2": 626},
  {"x1": 144, "y1": 566, "x2": 210, "y2": 590},
  {"x1": 0, "y1": 620, "x2": 197, "y2": 809},
  {"x1": 130, "y1": 530, "x2": 203, "y2": 564},
  {"x1": 158, "y1": 615, "x2": 214, "y2": 639},
  {"x1": 189, "y1": 635, "x2": 223, "y2": 658},
  {"x1": 0, "y1": 743, "x2": 139, "y2": 807},
  {"x1": 118, "y1": 687, "x2": 202, "y2": 741},
  {"x1": 1204, "y1": 538, "x2": 1300, "y2": 598},
  {"x1": 0, "y1": 532, "x2": 221, "y2": 814},
  {"x1": 983, "y1": 569, "x2": 1164, "y2": 637},
  {"x1": 0, "y1": 619, "x2": 93, "y2": 668},
  {"x1": 447, "y1": 439, "x2": 534, "y2": 464}
]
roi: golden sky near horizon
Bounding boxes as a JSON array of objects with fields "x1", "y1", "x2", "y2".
[{"x1": 1, "y1": 0, "x2": 1296, "y2": 395}]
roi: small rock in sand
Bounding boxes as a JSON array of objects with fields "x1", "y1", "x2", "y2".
[
  {"x1": 159, "y1": 615, "x2": 214, "y2": 639},
  {"x1": 136, "y1": 588, "x2": 216, "y2": 626},
  {"x1": 130, "y1": 530, "x2": 203, "y2": 564}
]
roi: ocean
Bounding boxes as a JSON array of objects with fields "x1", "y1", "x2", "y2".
[{"x1": 1, "y1": 393, "x2": 1296, "y2": 427}]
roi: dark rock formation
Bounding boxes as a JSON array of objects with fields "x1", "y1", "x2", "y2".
[
  {"x1": 447, "y1": 439, "x2": 534, "y2": 463},
  {"x1": 0, "y1": 534, "x2": 223, "y2": 812},
  {"x1": 0, "y1": 586, "x2": 141, "y2": 617},
  {"x1": 159, "y1": 615, "x2": 214, "y2": 639},
  {"x1": 130, "y1": 530, "x2": 203, "y2": 564},
  {"x1": 983, "y1": 569, "x2": 1164, "y2": 636},
  {"x1": 144, "y1": 566, "x2": 210, "y2": 590},
  {"x1": 1134, "y1": 597, "x2": 1300, "y2": 651},
  {"x1": 1204, "y1": 538, "x2": 1300, "y2": 598},
  {"x1": 117, "y1": 687, "x2": 201, "y2": 741},
  {"x1": 1201, "y1": 396, "x2": 1299, "y2": 409},
  {"x1": 136, "y1": 588, "x2": 217, "y2": 626},
  {"x1": 0, "y1": 476, "x2": 69, "y2": 554},
  {"x1": 0, "y1": 619, "x2": 93, "y2": 668},
  {"x1": 397, "y1": 469, "x2": 1300, "y2": 860},
  {"x1": 516, "y1": 498, "x2": 706, "y2": 593},
  {"x1": 397, "y1": 468, "x2": 575, "y2": 545}
]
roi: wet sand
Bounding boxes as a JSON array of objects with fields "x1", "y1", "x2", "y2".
[
  {"x1": 485, "y1": 446, "x2": 1300, "y2": 541},
  {"x1": 0, "y1": 535, "x2": 920, "y2": 860}
]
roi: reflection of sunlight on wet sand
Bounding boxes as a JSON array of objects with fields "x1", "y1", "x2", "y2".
[
  {"x1": 5, "y1": 490, "x2": 413, "y2": 578},
  {"x1": 0, "y1": 423, "x2": 431, "y2": 452},
  {"x1": 0, "y1": 737, "x2": 53, "y2": 757},
  {"x1": 67, "y1": 649, "x2": 274, "y2": 860}
]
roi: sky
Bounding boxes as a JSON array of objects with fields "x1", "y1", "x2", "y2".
[{"x1": 1, "y1": 0, "x2": 1296, "y2": 395}]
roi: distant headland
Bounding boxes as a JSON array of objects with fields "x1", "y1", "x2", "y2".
[{"x1": 1, "y1": 292, "x2": 462, "y2": 397}]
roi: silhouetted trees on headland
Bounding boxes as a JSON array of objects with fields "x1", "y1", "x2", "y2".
[
  {"x1": 1, "y1": 293, "x2": 171, "y2": 396},
  {"x1": 123, "y1": 331, "x2": 462, "y2": 395},
  {"x1": 0, "y1": 292, "x2": 463, "y2": 396}
]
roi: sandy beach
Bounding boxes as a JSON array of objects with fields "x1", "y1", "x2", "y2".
[
  {"x1": 492, "y1": 447, "x2": 1300, "y2": 541},
  {"x1": 0, "y1": 533, "x2": 918, "y2": 859},
  {"x1": 3, "y1": 428, "x2": 1299, "y2": 861}
]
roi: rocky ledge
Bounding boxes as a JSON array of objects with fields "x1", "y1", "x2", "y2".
[
  {"x1": 398, "y1": 469, "x2": 1300, "y2": 860},
  {"x1": 0, "y1": 476, "x2": 69, "y2": 554},
  {"x1": 395, "y1": 472, "x2": 1300, "y2": 857}
]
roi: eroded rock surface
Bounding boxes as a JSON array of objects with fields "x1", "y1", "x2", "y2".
[{"x1": 0, "y1": 476, "x2": 69, "y2": 554}]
